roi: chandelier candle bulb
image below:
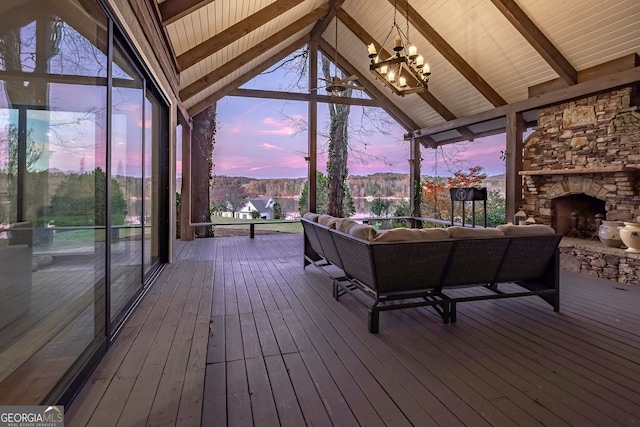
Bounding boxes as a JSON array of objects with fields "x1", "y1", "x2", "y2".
[
  {"x1": 408, "y1": 44, "x2": 417, "y2": 58},
  {"x1": 399, "y1": 77, "x2": 407, "y2": 87},
  {"x1": 388, "y1": 71, "x2": 395, "y2": 82},
  {"x1": 416, "y1": 55, "x2": 424, "y2": 66},
  {"x1": 394, "y1": 36, "x2": 402, "y2": 49},
  {"x1": 368, "y1": 43, "x2": 377, "y2": 57},
  {"x1": 423, "y1": 64, "x2": 430, "y2": 74},
  {"x1": 380, "y1": 65, "x2": 388, "y2": 75}
]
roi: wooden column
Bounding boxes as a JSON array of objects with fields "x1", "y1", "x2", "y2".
[
  {"x1": 308, "y1": 40, "x2": 318, "y2": 213},
  {"x1": 505, "y1": 111, "x2": 524, "y2": 221},
  {"x1": 409, "y1": 137, "x2": 422, "y2": 227},
  {"x1": 179, "y1": 114, "x2": 194, "y2": 240}
]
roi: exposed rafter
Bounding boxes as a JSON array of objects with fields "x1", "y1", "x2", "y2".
[
  {"x1": 337, "y1": 9, "x2": 475, "y2": 141},
  {"x1": 310, "y1": 0, "x2": 346, "y2": 41},
  {"x1": 187, "y1": 36, "x2": 308, "y2": 117},
  {"x1": 177, "y1": 0, "x2": 302, "y2": 71},
  {"x1": 180, "y1": 6, "x2": 329, "y2": 101},
  {"x1": 228, "y1": 88, "x2": 383, "y2": 107},
  {"x1": 490, "y1": 0, "x2": 577, "y2": 86},
  {"x1": 158, "y1": 0, "x2": 216, "y2": 26},
  {"x1": 407, "y1": 66, "x2": 640, "y2": 143},
  {"x1": 388, "y1": 0, "x2": 507, "y2": 107}
]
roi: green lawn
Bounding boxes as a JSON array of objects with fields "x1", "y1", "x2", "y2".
[{"x1": 209, "y1": 217, "x2": 302, "y2": 234}]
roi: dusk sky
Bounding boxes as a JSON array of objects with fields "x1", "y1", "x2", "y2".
[{"x1": 211, "y1": 50, "x2": 509, "y2": 180}]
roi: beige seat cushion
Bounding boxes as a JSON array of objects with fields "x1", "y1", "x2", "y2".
[
  {"x1": 447, "y1": 226, "x2": 505, "y2": 239},
  {"x1": 303, "y1": 212, "x2": 321, "y2": 222},
  {"x1": 334, "y1": 218, "x2": 359, "y2": 233},
  {"x1": 496, "y1": 224, "x2": 556, "y2": 236},
  {"x1": 317, "y1": 214, "x2": 337, "y2": 228},
  {"x1": 348, "y1": 224, "x2": 378, "y2": 241},
  {"x1": 372, "y1": 227, "x2": 450, "y2": 243}
]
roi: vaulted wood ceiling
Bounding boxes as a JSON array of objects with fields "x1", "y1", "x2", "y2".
[{"x1": 154, "y1": 0, "x2": 640, "y2": 145}]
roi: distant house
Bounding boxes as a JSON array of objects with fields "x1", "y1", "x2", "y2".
[{"x1": 237, "y1": 197, "x2": 275, "y2": 220}]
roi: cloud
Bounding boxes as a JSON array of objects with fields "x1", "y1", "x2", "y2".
[
  {"x1": 260, "y1": 117, "x2": 295, "y2": 135},
  {"x1": 260, "y1": 143, "x2": 283, "y2": 151}
]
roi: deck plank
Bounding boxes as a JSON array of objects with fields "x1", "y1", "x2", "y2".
[{"x1": 67, "y1": 234, "x2": 640, "y2": 426}]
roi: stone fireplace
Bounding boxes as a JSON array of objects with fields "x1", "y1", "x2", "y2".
[
  {"x1": 521, "y1": 86, "x2": 640, "y2": 284},
  {"x1": 522, "y1": 85, "x2": 640, "y2": 232}
]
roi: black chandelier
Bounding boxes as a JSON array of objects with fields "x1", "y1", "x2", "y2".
[{"x1": 368, "y1": 0, "x2": 430, "y2": 96}]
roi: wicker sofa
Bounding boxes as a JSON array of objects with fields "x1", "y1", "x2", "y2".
[{"x1": 301, "y1": 214, "x2": 562, "y2": 333}]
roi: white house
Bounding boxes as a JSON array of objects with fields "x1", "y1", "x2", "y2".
[{"x1": 237, "y1": 197, "x2": 275, "y2": 220}]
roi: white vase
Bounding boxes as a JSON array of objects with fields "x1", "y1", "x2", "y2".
[
  {"x1": 619, "y1": 222, "x2": 640, "y2": 253},
  {"x1": 598, "y1": 220, "x2": 623, "y2": 248}
]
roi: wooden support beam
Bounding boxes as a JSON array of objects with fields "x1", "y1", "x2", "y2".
[
  {"x1": 491, "y1": 0, "x2": 577, "y2": 86},
  {"x1": 505, "y1": 111, "x2": 523, "y2": 222},
  {"x1": 187, "y1": 36, "x2": 308, "y2": 117},
  {"x1": 180, "y1": 122, "x2": 194, "y2": 240},
  {"x1": 389, "y1": 0, "x2": 506, "y2": 107},
  {"x1": 310, "y1": 0, "x2": 346, "y2": 41},
  {"x1": 227, "y1": 88, "x2": 382, "y2": 107},
  {"x1": 177, "y1": 0, "x2": 302, "y2": 70},
  {"x1": 337, "y1": 9, "x2": 475, "y2": 141},
  {"x1": 409, "y1": 137, "x2": 421, "y2": 219},
  {"x1": 528, "y1": 53, "x2": 640, "y2": 97},
  {"x1": 179, "y1": 6, "x2": 328, "y2": 101},
  {"x1": 308, "y1": 40, "x2": 318, "y2": 213},
  {"x1": 129, "y1": 0, "x2": 180, "y2": 91},
  {"x1": 407, "y1": 66, "x2": 640, "y2": 140},
  {"x1": 159, "y1": 0, "x2": 216, "y2": 26},
  {"x1": 317, "y1": 39, "x2": 419, "y2": 132}
]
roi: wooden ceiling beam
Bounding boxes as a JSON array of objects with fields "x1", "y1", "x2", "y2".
[
  {"x1": 187, "y1": 36, "x2": 308, "y2": 117},
  {"x1": 159, "y1": 0, "x2": 216, "y2": 26},
  {"x1": 310, "y1": 0, "x2": 346, "y2": 41},
  {"x1": 317, "y1": 39, "x2": 419, "y2": 132},
  {"x1": 228, "y1": 88, "x2": 383, "y2": 107},
  {"x1": 407, "y1": 66, "x2": 640, "y2": 140},
  {"x1": 490, "y1": 0, "x2": 577, "y2": 86},
  {"x1": 177, "y1": 0, "x2": 302, "y2": 70},
  {"x1": 337, "y1": 9, "x2": 475, "y2": 142},
  {"x1": 180, "y1": 5, "x2": 329, "y2": 101},
  {"x1": 388, "y1": 0, "x2": 507, "y2": 107}
]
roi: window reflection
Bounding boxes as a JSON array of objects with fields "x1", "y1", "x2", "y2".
[{"x1": 0, "y1": 0, "x2": 166, "y2": 404}]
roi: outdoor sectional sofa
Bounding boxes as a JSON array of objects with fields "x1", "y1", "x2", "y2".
[{"x1": 301, "y1": 213, "x2": 562, "y2": 333}]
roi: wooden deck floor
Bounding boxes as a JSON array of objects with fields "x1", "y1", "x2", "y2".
[{"x1": 67, "y1": 234, "x2": 640, "y2": 426}]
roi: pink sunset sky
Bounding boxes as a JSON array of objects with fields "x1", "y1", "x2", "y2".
[{"x1": 210, "y1": 52, "x2": 509, "y2": 179}]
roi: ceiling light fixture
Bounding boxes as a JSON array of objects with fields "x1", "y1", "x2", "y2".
[{"x1": 368, "y1": 0, "x2": 430, "y2": 96}]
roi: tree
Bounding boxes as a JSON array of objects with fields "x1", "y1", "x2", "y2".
[
  {"x1": 322, "y1": 55, "x2": 351, "y2": 217},
  {"x1": 279, "y1": 49, "x2": 393, "y2": 217},
  {"x1": 299, "y1": 171, "x2": 329, "y2": 215},
  {"x1": 447, "y1": 166, "x2": 487, "y2": 188},
  {"x1": 211, "y1": 182, "x2": 247, "y2": 216},
  {"x1": 421, "y1": 166, "x2": 489, "y2": 221},
  {"x1": 48, "y1": 168, "x2": 127, "y2": 226},
  {"x1": 273, "y1": 201, "x2": 282, "y2": 219},
  {"x1": 370, "y1": 197, "x2": 390, "y2": 217},
  {"x1": 479, "y1": 190, "x2": 506, "y2": 228},
  {"x1": 191, "y1": 105, "x2": 216, "y2": 237}
]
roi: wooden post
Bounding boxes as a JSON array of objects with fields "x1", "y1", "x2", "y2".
[
  {"x1": 308, "y1": 40, "x2": 318, "y2": 213},
  {"x1": 409, "y1": 136, "x2": 422, "y2": 227},
  {"x1": 505, "y1": 111, "x2": 524, "y2": 221},
  {"x1": 179, "y1": 114, "x2": 194, "y2": 240}
]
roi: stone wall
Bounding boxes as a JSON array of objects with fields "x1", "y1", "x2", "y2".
[
  {"x1": 560, "y1": 239, "x2": 640, "y2": 285},
  {"x1": 522, "y1": 85, "x2": 640, "y2": 223}
]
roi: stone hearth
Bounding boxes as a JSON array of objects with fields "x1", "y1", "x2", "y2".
[
  {"x1": 522, "y1": 85, "x2": 640, "y2": 225},
  {"x1": 521, "y1": 85, "x2": 640, "y2": 283}
]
